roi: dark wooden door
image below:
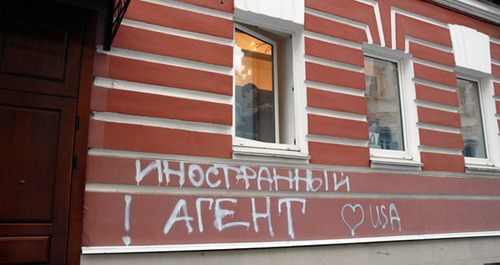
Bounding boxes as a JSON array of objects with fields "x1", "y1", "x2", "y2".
[{"x1": 0, "y1": 2, "x2": 86, "y2": 264}]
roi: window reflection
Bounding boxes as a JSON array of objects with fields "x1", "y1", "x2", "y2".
[
  {"x1": 234, "y1": 29, "x2": 275, "y2": 142},
  {"x1": 457, "y1": 79, "x2": 487, "y2": 158},
  {"x1": 364, "y1": 57, "x2": 404, "y2": 151}
]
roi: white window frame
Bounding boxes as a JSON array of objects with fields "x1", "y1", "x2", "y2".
[
  {"x1": 363, "y1": 44, "x2": 421, "y2": 169},
  {"x1": 456, "y1": 69, "x2": 500, "y2": 171},
  {"x1": 232, "y1": 11, "x2": 309, "y2": 163}
]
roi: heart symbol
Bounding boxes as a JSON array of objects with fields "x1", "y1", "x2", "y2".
[
  {"x1": 341, "y1": 204, "x2": 364, "y2": 237},
  {"x1": 122, "y1": 236, "x2": 131, "y2": 246}
]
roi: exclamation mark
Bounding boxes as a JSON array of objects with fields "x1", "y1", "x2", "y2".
[{"x1": 122, "y1": 194, "x2": 132, "y2": 246}]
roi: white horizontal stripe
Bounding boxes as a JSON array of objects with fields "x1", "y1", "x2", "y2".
[
  {"x1": 92, "y1": 111, "x2": 231, "y2": 135},
  {"x1": 415, "y1": 99, "x2": 458, "y2": 113},
  {"x1": 405, "y1": 36, "x2": 453, "y2": 52},
  {"x1": 82, "y1": 231, "x2": 500, "y2": 254},
  {"x1": 391, "y1": 7, "x2": 447, "y2": 50},
  {"x1": 418, "y1": 145, "x2": 462, "y2": 155},
  {"x1": 87, "y1": 149, "x2": 498, "y2": 178},
  {"x1": 391, "y1": 7, "x2": 448, "y2": 28},
  {"x1": 307, "y1": 107, "x2": 367, "y2": 122},
  {"x1": 413, "y1": 78, "x2": 457, "y2": 92},
  {"x1": 307, "y1": 134, "x2": 368, "y2": 147},
  {"x1": 305, "y1": 55, "x2": 364, "y2": 73},
  {"x1": 304, "y1": 30, "x2": 362, "y2": 49},
  {"x1": 97, "y1": 46, "x2": 232, "y2": 75},
  {"x1": 490, "y1": 59, "x2": 500, "y2": 66},
  {"x1": 305, "y1": 80, "x2": 366, "y2": 97},
  {"x1": 142, "y1": 0, "x2": 233, "y2": 20},
  {"x1": 84, "y1": 183, "x2": 500, "y2": 200},
  {"x1": 412, "y1": 58, "x2": 454, "y2": 73},
  {"x1": 93, "y1": 77, "x2": 232, "y2": 105},
  {"x1": 121, "y1": 19, "x2": 232, "y2": 45},
  {"x1": 417, "y1": 122, "x2": 461, "y2": 134},
  {"x1": 305, "y1": 7, "x2": 373, "y2": 43},
  {"x1": 490, "y1": 37, "x2": 500, "y2": 45}
]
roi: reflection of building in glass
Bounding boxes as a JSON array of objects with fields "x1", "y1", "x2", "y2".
[
  {"x1": 457, "y1": 79, "x2": 487, "y2": 158},
  {"x1": 364, "y1": 57, "x2": 404, "y2": 151}
]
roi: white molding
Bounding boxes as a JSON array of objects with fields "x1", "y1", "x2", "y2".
[
  {"x1": 306, "y1": 134, "x2": 368, "y2": 147},
  {"x1": 142, "y1": 0, "x2": 233, "y2": 20},
  {"x1": 82, "y1": 231, "x2": 500, "y2": 254},
  {"x1": 418, "y1": 145, "x2": 463, "y2": 155},
  {"x1": 235, "y1": 0, "x2": 304, "y2": 25},
  {"x1": 93, "y1": 77, "x2": 232, "y2": 105},
  {"x1": 413, "y1": 78, "x2": 457, "y2": 92},
  {"x1": 233, "y1": 145, "x2": 310, "y2": 163},
  {"x1": 390, "y1": 7, "x2": 448, "y2": 50},
  {"x1": 370, "y1": 156, "x2": 423, "y2": 171},
  {"x1": 466, "y1": 164, "x2": 500, "y2": 176},
  {"x1": 307, "y1": 107, "x2": 367, "y2": 122},
  {"x1": 427, "y1": 0, "x2": 500, "y2": 24},
  {"x1": 405, "y1": 36, "x2": 453, "y2": 53},
  {"x1": 304, "y1": 55, "x2": 364, "y2": 73},
  {"x1": 450, "y1": 25, "x2": 492, "y2": 75},
  {"x1": 414, "y1": 99, "x2": 459, "y2": 113},
  {"x1": 91, "y1": 112, "x2": 231, "y2": 135},
  {"x1": 305, "y1": 7, "x2": 373, "y2": 44},
  {"x1": 304, "y1": 31, "x2": 362, "y2": 49},
  {"x1": 121, "y1": 19, "x2": 233, "y2": 45},
  {"x1": 97, "y1": 46, "x2": 232, "y2": 75},
  {"x1": 84, "y1": 183, "x2": 500, "y2": 200},
  {"x1": 417, "y1": 122, "x2": 461, "y2": 134},
  {"x1": 305, "y1": 80, "x2": 366, "y2": 97},
  {"x1": 354, "y1": 0, "x2": 386, "y2": 47},
  {"x1": 86, "y1": 148, "x2": 500, "y2": 179},
  {"x1": 412, "y1": 58, "x2": 455, "y2": 73}
]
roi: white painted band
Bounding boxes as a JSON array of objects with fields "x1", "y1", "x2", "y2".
[{"x1": 81, "y1": 230, "x2": 500, "y2": 254}]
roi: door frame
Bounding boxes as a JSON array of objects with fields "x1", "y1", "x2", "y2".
[{"x1": 64, "y1": 6, "x2": 96, "y2": 265}]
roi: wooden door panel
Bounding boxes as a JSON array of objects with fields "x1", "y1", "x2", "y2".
[
  {"x1": 0, "y1": 2, "x2": 84, "y2": 97},
  {"x1": 0, "y1": 236, "x2": 50, "y2": 264},
  {"x1": 0, "y1": 89, "x2": 77, "y2": 264},
  {"x1": 0, "y1": 104, "x2": 60, "y2": 221},
  {"x1": 1, "y1": 21, "x2": 67, "y2": 81}
]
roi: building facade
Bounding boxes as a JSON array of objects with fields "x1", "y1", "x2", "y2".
[{"x1": 1, "y1": 0, "x2": 500, "y2": 264}]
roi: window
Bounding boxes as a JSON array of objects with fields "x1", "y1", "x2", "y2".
[
  {"x1": 364, "y1": 57, "x2": 404, "y2": 152},
  {"x1": 362, "y1": 45, "x2": 421, "y2": 169},
  {"x1": 234, "y1": 27, "x2": 277, "y2": 143},
  {"x1": 233, "y1": 22, "x2": 308, "y2": 161},
  {"x1": 457, "y1": 78, "x2": 487, "y2": 159}
]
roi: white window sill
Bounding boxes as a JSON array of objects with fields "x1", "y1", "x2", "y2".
[
  {"x1": 233, "y1": 145, "x2": 310, "y2": 164},
  {"x1": 465, "y1": 164, "x2": 500, "y2": 176},
  {"x1": 370, "y1": 156, "x2": 423, "y2": 171}
]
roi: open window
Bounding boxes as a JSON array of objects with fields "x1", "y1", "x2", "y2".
[
  {"x1": 234, "y1": 25, "x2": 278, "y2": 143},
  {"x1": 232, "y1": 22, "x2": 308, "y2": 162}
]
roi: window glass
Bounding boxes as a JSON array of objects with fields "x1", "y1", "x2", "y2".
[
  {"x1": 457, "y1": 79, "x2": 487, "y2": 158},
  {"x1": 364, "y1": 57, "x2": 404, "y2": 151},
  {"x1": 234, "y1": 29, "x2": 275, "y2": 143}
]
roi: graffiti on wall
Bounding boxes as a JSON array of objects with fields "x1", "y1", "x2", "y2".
[{"x1": 118, "y1": 160, "x2": 402, "y2": 246}]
